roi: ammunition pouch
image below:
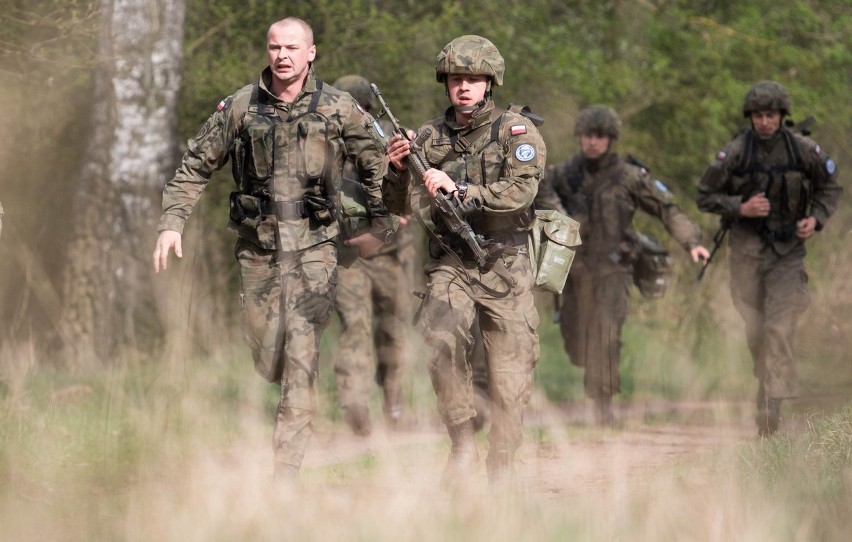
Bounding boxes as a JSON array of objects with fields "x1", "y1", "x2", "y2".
[
  {"x1": 528, "y1": 209, "x2": 582, "y2": 294},
  {"x1": 228, "y1": 192, "x2": 278, "y2": 250},
  {"x1": 303, "y1": 191, "x2": 337, "y2": 225},
  {"x1": 632, "y1": 233, "x2": 672, "y2": 299}
]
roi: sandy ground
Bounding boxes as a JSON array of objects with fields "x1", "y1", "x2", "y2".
[{"x1": 294, "y1": 395, "x2": 768, "y2": 496}]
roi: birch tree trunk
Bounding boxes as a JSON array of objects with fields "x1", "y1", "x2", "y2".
[{"x1": 60, "y1": 0, "x2": 185, "y2": 366}]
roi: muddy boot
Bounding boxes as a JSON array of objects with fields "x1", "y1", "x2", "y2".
[
  {"x1": 471, "y1": 388, "x2": 492, "y2": 433},
  {"x1": 756, "y1": 398, "x2": 782, "y2": 437},
  {"x1": 486, "y1": 448, "x2": 516, "y2": 491},
  {"x1": 594, "y1": 396, "x2": 615, "y2": 427},
  {"x1": 343, "y1": 403, "x2": 372, "y2": 436},
  {"x1": 440, "y1": 420, "x2": 480, "y2": 492}
]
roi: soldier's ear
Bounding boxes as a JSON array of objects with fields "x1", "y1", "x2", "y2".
[{"x1": 308, "y1": 45, "x2": 317, "y2": 62}]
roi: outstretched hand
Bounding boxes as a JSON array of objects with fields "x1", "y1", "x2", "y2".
[{"x1": 153, "y1": 230, "x2": 182, "y2": 273}]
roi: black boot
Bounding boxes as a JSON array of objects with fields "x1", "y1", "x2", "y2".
[
  {"x1": 756, "y1": 397, "x2": 782, "y2": 437},
  {"x1": 344, "y1": 403, "x2": 372, "y2": 436},
  {"x1": 440, "y1": 420, "x2": 479, "y2": 491}
]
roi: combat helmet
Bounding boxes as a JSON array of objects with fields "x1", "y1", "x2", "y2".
[
  {"x1": 333, "y1": 74, "x2": 376, "y2": 111},
  {"x1": 742, "y1": 80, "x2": 791, "y2": 117},
  {"x1": 574, "y1": 105, "x2": 621, "y2": 139},
  {"x1": 435, "y1": 35, "x2": 505, "y2": 86}
]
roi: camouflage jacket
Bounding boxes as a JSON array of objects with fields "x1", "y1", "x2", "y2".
[
  {"x1": 548, "y1": 151, "x2": 702, "y2": 270},
  {"x1": 697, "y1": 127, "x2": 841, "y2": 256},
  {"x1": 158, "y1": 68, "x2": 394, "y2": 251},
  {"x1": 385, "y1": 99, "x2": 546, "y2": 242}
]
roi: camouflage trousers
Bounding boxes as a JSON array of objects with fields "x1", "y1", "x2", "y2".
[
  {"x1": 729, "y1": 243, "x2": 809, "y2": 399},
  {"x1": 237, "y1": 238, "x2": 337, "y2": 468},
  {"x1": 419, "y1": 250, "x2": 540, "y2": 459},
  {"x1": 334, "y1": 236, "x2": 416, "y2": 421},
  {"x1": 559, "y1": 259, "x2": 632, "y2": 399}
]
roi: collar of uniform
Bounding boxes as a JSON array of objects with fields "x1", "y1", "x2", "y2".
[
  {"x1": 443, "y1": 99, "x2": 495, "y2": 132},
  {"x1": 582, "y1": 150, "x2": 617, "y2": 172},
  {"x1": 258, "y1": 66, "x2": 319, "y2": 103}
]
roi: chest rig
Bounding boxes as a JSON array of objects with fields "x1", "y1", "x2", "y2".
[
  {"x1": 230, "y1": 81, "x2": 342, "y2": 225},
  {"x1": 730, "y1": 128, "x2": 809, "y2": 245}
]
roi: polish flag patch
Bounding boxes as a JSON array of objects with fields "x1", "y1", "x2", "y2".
[
  {"x1": 510, "y1": 124, "x2": 527, "y2": 136},
  {"x1": 217, "y1": 99, "x2": 226, "y2": 111}
]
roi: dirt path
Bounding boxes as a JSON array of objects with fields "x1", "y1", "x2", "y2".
[{"x1": 298, "y1": 397, "x2": 761, "y2": 495}]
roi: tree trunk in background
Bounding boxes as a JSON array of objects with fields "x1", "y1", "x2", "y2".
[{"x1": 59, "y1": 0, "x2": 185, "y2": 366}]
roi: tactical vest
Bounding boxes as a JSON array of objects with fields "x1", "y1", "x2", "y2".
[
  {"x1": 729, "y1": 128, "x2": 810, "y2": 245},
  {"x1": 231, "y1": 81, "x2": 343, "y2": 225},
  {"x1": 425, "y1": 103, "x2": 541, "y2": 238}
]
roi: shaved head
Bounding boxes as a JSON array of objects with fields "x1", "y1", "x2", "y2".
[{"x1": 268, "y1": 17, "x2": 314, "y2": 46}]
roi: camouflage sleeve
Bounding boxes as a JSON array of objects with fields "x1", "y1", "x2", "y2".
[
  {"x1": 696, "y1": 138, "x2": 746, "y2": 220},
  {"x1": 157, "y1": 97, "x2": 239, "y2": 233},
  {"x1": 340, "y1": 102, "x2": 397, "y2": 234},
  {"x1": 465, "y1": 113, "x2": 546, "y2": 214},
  {"x1": 798, "y1": 136, "x2": 842, "y2": 230},
  {"x1": 533, "y1": 163, "x2": 567, "y2": 213},
  {"x1": 631, "y1": 166, "x2": 703, "y2": 251}
]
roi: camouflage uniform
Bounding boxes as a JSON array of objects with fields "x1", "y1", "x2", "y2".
[
  {"x1": 0, "y1": 200, "x2": 3, "y2": 238},
  {"x1": 157, "y1": 67, "x2": 394, "y2": 470},
  {"x1": 385, "y1": 36, "x2": 546, "y2": 483},
  {"x1": 546, "y1": 106, "x2": 702, "y2": 420},
  {"x1": 330, "y1": 76, "x2": 417, "y2": 434},
  {"x1": 696, "y1": 81, "x2": 841, "y2": 434}
]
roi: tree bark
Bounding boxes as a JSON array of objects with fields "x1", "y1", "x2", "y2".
[{"x1": 59, "y1": 0, "x2": 185, "y2": 366}]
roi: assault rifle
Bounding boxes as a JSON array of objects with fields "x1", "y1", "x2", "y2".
[
  {"x1": 370, "y1": 83, "x2": 492, "y2": 267},
  {"x1": 696, "y1": 217, "x2": 731, "y2": 282}
]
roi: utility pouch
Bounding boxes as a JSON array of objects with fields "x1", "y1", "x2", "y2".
[
  {"x1": 528, "y1": 209, "x2": 582, "y2": 294},
  {"x1": 632, "y1": 233, "x2": 672, "y2": 299},
  {"x1": 336, "y1": 186, "x2": 371, "y2": 268},
  {"x1": 228, "y1": 192, "x2": 278, "y2": 250}
]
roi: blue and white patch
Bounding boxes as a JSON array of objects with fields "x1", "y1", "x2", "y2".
[
  {"x1": 654, "y1": 179, "x2": 669, "y2": 193},
  {"x1": 825, "y1": 158, "x2": 836, "y2": 175},
  {"x1": 372, "y1": 120, "x2": 386, "y2": 139},
  {"x1": 515, "y1": 144, "x2": 536, "y2": 162}
]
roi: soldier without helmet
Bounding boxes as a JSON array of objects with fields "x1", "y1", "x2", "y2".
[{"x1": 152, "y1": 17, "x2": 398, "y2": 487}]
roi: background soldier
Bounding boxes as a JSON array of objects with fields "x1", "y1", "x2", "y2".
[
  {"x1": 385, "y1": 35, "x2": 546, "y2": 488},
  {"x1": 331, "y1": 75, "x2": 417, "y2": 435},
  {"x1": 546, "y1": 106, "x2": 709, "y2": 426},
  {"x1": 696, "y1": 81, "x2": 841, "y2": 436},
  {"x1": 152, "y1": 18, "x2": 397, "y2": 486}
]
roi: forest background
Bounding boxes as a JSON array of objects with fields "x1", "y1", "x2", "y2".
[{"x1": 0, "y1": 1, "x2": 851, "y2": 539}]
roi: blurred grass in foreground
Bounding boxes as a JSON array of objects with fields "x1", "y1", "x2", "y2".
[{"x1": 1, "y1": 341, "x2": 850, "y2": 541}]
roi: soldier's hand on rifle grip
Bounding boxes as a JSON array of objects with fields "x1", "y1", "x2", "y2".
[
  {"x1": 387, "y1": 135, "x2": 411, "y2": 171},
  {"x1": 423, "y1": 169, "x2": 456, "y2": 198}
]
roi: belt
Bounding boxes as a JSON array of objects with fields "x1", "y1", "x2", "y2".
[{"x1": 269, "y1": 200, "x2": 306, "y2": 220}]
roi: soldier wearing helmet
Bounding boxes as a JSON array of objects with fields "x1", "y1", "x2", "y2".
[
  {"x1": 385, "y1": 35, "x2": 546, "y2": 489},
  {"x1": 330, "y1": 74, "x2": 417, "y2": 436},
  {"x1": 697, "y1": 81, "x2": 841, "y2": 436},
  {"x1": 539, "y1": 105, "x2": 709, "y2": 426}
]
